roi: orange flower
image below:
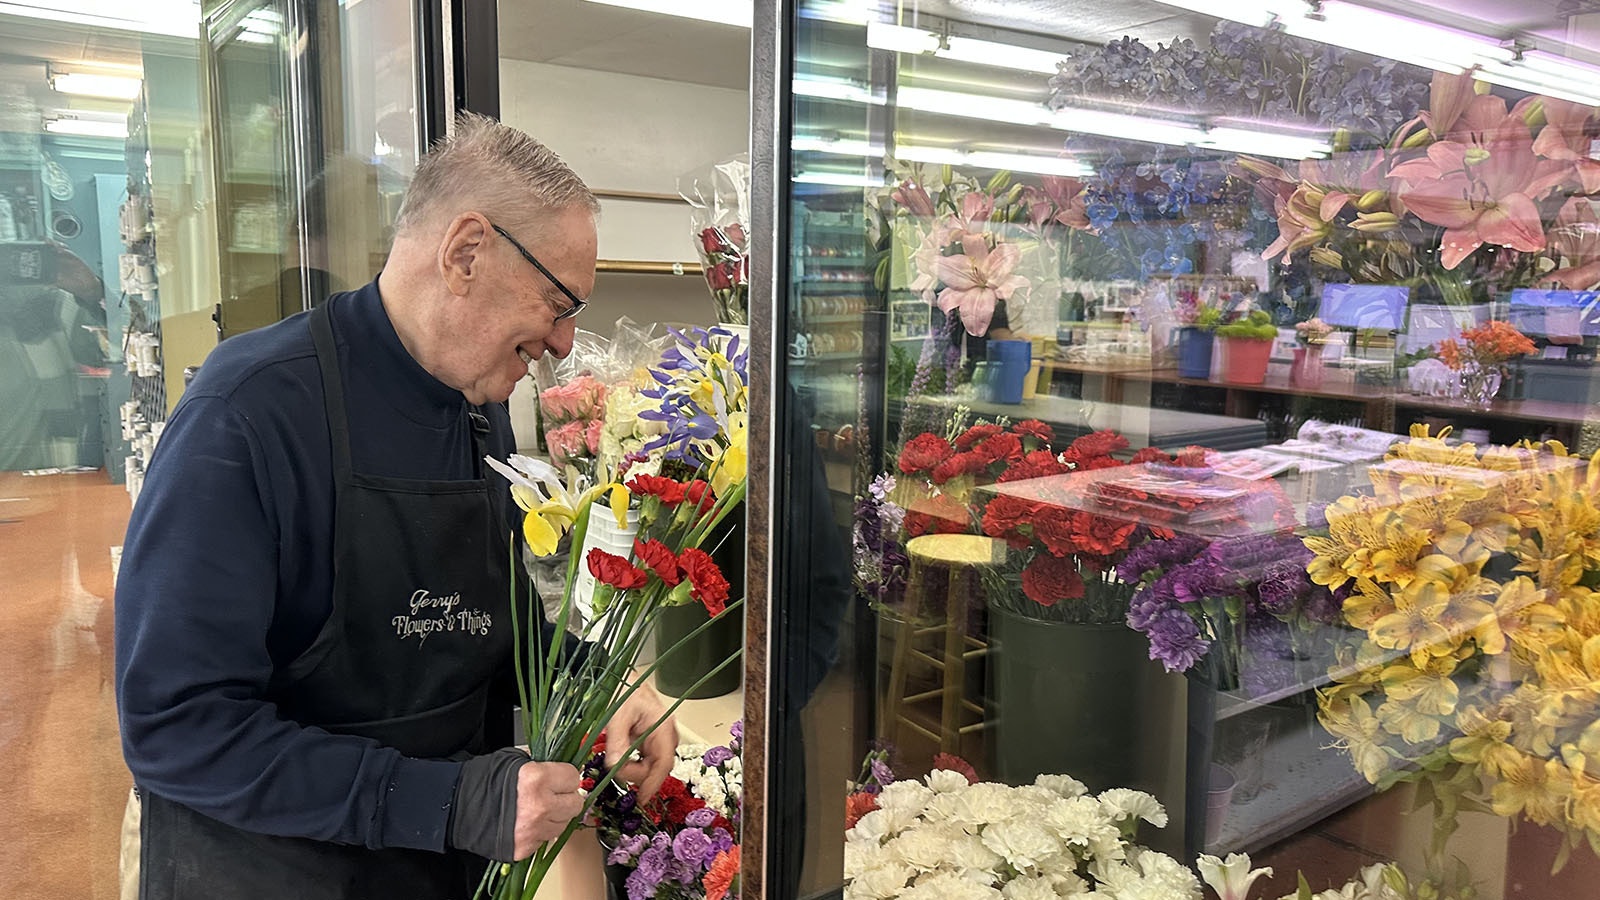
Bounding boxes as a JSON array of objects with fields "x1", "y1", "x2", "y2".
[{"x1": 704, "y1": 846, "x2": 740, "y2": 900}]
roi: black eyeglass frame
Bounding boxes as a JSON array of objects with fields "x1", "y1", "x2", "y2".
[{"x1": 490, "y1": 222, "x2": 587, "y2": 321}]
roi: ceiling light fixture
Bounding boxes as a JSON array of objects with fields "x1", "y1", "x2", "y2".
[
  {"x1": 793, "y1": 172, "x2": 883, "y2": 187},
  {"x1": 1153, "y1": 0, "x2": 1600, "y2": 105},
  {"x1": 45, "y1": 115, "x2": 129, "y2": 140},
  {"x1": 865, "y1": 21, "x2": 1065, "y2": 75},
  {"x1": 49, "y1": 70, "x2": 143, "y2": 101},
  {"x1": 0, "y1": 1, "x2": 199, "y2": 38},
  {"x1": 794, "y1": 133, "x2": 1094, "y2": 177}
]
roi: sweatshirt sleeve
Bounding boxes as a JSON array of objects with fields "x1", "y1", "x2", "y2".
[{"x1": 114, "y1": 394, "x2": 462, "y2": 851}]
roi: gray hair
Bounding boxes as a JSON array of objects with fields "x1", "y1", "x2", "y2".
[{"x1": 394, "y1": 112, "x2": 599, "y2": 236}]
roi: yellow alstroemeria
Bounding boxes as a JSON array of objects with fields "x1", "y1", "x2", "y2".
[
  {"x1": 1372, "y1": 579, "x2": 1457, "y2": 666},
  {"x1": 1321, "y1": 695, "x2": 1395, "y2": 783},
  {"x1": 485, "y1": 454, "x2": 630, "y2": 556},
  {"x1": 1450, "y1": 707, "x2": 1520, "y2": 776}
]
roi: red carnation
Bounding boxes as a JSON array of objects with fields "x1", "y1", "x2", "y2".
[
  {"x1": 905, "y1": 495, "x2": 969, "y2": 537},
  {"x1": 634, "y1": 538, "x2": 683, "y2": 585},
  {"x1": 1130, "y1": 446, "x2": 1175, "y2": 465},
  {"x1": 899, "y1": 433, "x2": 954, "y2": 474},
  {"x1": 931, "y1": 451, "x2": 984, "y2": 485},
  {"x1": 982, "y1": 494, "x2": 1041, "y2": 549},
  {"x1": 686, "y1": 479, "x2": 715, "y2": 514},
  {"x1": 680, "y1": 548, "x2": 731, "y2": 615},
  {"x1": 998, "y1": 449, "x2": 1069, "y2": 483},
  {"x1": 844, "y1": 791, "x2": 880, "y2": 830},
  {"x1": 1013, "y1": 419, "x2": 1054, "y2": 444},
  {"x1": 974, "y1": 432, "x2": 1023, "y2": 465},
  {"x1": 931, "y1": 753, "x2": 979, "y2": 784},
  {"x1": 954, "y1": 423, "x2": 1004, "y2": 450},
  {"x1": 588, "y1": 549, "x2": 648, "y2": 590},
  {"x1": 628, "y1": 474, "x2": 688, "y2": 505},
  {"x1": 1068, "y1": 429, "x2": 1130, "y2": 460},
  {"x1": 1021, "y1": 553, "x2": 1085, "y2": 607}
]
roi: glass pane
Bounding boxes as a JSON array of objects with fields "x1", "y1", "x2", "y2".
[{"x1": 779, "y1": 4, "x2": 1600, "y2": 899}]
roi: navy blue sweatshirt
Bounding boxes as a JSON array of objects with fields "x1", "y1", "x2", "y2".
[{"x1": 114, "y1": 281, "x2": 524, "y2": 851}]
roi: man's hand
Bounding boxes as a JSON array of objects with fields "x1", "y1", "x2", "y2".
[
  {"x1": 512, "y1": 761, "x2": 585, "y2": 859},
  {"x1": 606, "y1": 687, "x2": 678, "y2": 803}
]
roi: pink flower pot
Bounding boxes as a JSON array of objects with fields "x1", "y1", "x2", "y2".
[
  {"x1": 1221, "y1": 337, "x2": 1272, "y2": 385},
  {"x1": 1290, "y1": 345, "x2": 1324, "y2": 389}
]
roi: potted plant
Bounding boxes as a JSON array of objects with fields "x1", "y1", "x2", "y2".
[
  {"x1": 1290, "y1": 317, "x2": 1334, "y2": 388},
  {"x1": 1174, "y1": 290, "x2": 1226, "y2": 379},
  {"x1": 1215, "y1": 311, "x2": 1278, "y2": 384}
]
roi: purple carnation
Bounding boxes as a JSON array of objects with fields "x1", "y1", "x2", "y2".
[
  {"x1": 673, "y1": 829, "x2": 714, "y2": 867},
  {"x1": 1256, "y1": 560, "x2": 1308, "y2": 614},
  {"x1": 685, "y1": 807, "x2": 717, "y2": 828},
  {"x1": 1304, "y1": 586, "x2": 1342, "y2": 625},
  {"x1": 703, "y1": 745, "x2": 735, "y2": 767},
  {"x1": 711, "y1": 827, "x2": 735, "y2": 855},
  {"x1": 1117, "y1": 535, "x2": 1209, "y2": 582},
  {"x1": 1145, "y1": 609, "x2": 1211, "y2": 673},
  {"x1": 1170, "y1": 558, "x2": 1225, "y2": 603},
  {"x1": 729, "y1": 721, "x2": 743, "y2": 745},
  {"x1": 870, "y1": 758, "x2": 895, "y2": 787}
]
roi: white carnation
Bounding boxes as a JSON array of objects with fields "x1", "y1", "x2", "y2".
[
  {"x1": 1001, "y1": 875, "x2": 1059, "y2": 900},
  {"x1": 1041, "y1": 796, "x2": 1119, "y2": 849},
  {"x1": 923, "y1": 792, "x2": 966, "y2": 825},
  {"x1": 878, "y1": 780, "x2": 934, "y2": 815},
  {"x1": 850, "y1": 861, "x2": 914, "y2": 900},
  {"x1": 902, "y1": 872, "x2": 1002, "y2": 900},
  {"x1": 1045, "y1": 869, "x2": 1089, "y2": 897},
  {"x1": 1125, "y1": 848, "x2": 1200, "y2": 899},
  {"x1": 886, "y1": 822, "x2": 960, "y2": 873},
  {"x1": 950, "y1": 783, "x2": 1016, "y2": 829},
  {"x1": 850, "y1": 809, "x2": 894, "y2": 845},
  {"x1": 927, "y1": 769, "x2": 972, "y2": 793},
  {"x1": 1034, "y1": 773, "x2": 1088, "y2": 799},
  {"x1": 949, "y1": 832, "x2": 1005, "y2": 873},
  {"x1": 1097, "y1": 789, "x2": 1169, "y2": 829},
  {"x1": 845, "y1": 841, "x2": 895, "y2": 880},
  {"x1": 979, "y1": 818, "x2": 1061, "y2": 871}
]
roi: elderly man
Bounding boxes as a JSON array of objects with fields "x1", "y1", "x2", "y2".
[{"x1": 115, "y1": 113, "x2": 674, "y2": 899}]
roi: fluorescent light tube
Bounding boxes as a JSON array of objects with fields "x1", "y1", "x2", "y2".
[
  {"x1": 792, "y1": 137, "x2": 886, "y2": 157},
  {"x1": 50, "y1": 72, "x2": 142, "y2": 101},
  {"x1": 866, "y1": 22, "x2": 1065, "y2": 75},
  {"x1": 794, "y1": 172, "x2": 881, "y2": 187},
  {"x1": 582, "y1": 0, "x2": 752, "y2": 27},
  {"x1": 46, "y1": 117, "x2": 129, "y2": 139},
  {"x1": 795, "y1": 134, "x2": 1093, "y2": 178},
  {"x1": 0, "y1": 1, "x2": 199, "y2": 38}
]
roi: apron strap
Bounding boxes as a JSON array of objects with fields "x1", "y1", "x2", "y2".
[{"x1": 310, "y1": 304, "x2": 354, "y2": 483}]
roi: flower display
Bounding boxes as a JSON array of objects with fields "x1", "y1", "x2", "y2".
[
  {"x1": 1294, "y1": 318, "x2": 1334, "y2": 346},
  {"x1": 1434, "y1": 320, "x2": 1537, "y2": 371},
  {"x1": 1306, "y1": 426, "x2": 1600, "y2": 864},
  {"x1": 592, "y1": 726, "x2": 742, "y2": 900},
  {"x1": 842, "y1": 758, "x2": 1195, "y2": 900}
]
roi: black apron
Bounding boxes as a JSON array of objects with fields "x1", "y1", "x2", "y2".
[{"x1": 140, "y1": 303, "x2": 515, "y2": 900}]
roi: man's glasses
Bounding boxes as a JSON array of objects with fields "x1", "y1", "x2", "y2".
[{"x1": 490, "y1": 222, "x2": 587, "y2": 321}]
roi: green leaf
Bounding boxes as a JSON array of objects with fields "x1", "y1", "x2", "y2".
[{"x1": 1297, "y1": 872, "x2": 1314, "y2": 900}]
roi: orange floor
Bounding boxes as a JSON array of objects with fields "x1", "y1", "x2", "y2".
[{"x1": 0, "y1": 469, "x2": 132, "y2": 899}]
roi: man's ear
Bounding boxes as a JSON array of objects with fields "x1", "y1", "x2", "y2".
[{"x1": 438, "y1": 213, "x2": 491, "y2": 297}]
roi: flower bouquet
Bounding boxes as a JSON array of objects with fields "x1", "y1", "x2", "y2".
[
  {"x1": 1435, "y1": 320, "x2": 1536, "y2": 407},
  {"x1": 1306, "y1": 426, "x2": 1600, "y2": 868},
  {"x1": 590, "y1": 725, "x2": 742, "y2": 900},
  {"x1": 680, "y1": 156, "x2": 751, "y2": 326},
  {"x1": 475, "y1": 337, "x2": 749, "y2": 899}
]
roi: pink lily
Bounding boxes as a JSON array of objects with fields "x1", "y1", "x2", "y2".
[
  {"x1": 892, "y1": 179, "x2": 935, "y2": 218},
  {"x1": 1027, "y1": 175, "x2": 1091, "y2": 230},
  {"x1": 951, "y1": 191, "x2": 996, "y2": 237},
  {"x1": 1546, "y1": 197, "x2": 1600, "y2": 290},
  {"x1": 934, "y1": 234, "x2": 1029, "y2": 336},
  {"x1": 1532, "y1": 98, "x2": 1600, "y2": 194},
  {"x1": 1390, "y1": 105, "x2": 1571, "y2": 269}
]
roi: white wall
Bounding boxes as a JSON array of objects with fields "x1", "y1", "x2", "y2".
[
  {"x1": 498, "y1": 58, "x2": 749, "y2": 263},
  {"x1": 498, "y1": 59, "x2": 750, "y2": 448}
]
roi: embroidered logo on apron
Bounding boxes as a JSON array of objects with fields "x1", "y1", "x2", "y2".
[{"x1": 392, "y1": 588, "x2": 494, "y2": 644}]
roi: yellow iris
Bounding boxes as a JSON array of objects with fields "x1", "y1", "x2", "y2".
[
  {"x1": 710, "y1": 414, "x2": 749, "y2": 497},
  {"x1": 488, "y1": 454, "x2": 630, "y2": 557}
]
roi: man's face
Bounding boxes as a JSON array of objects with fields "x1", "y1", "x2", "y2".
[{"x1": 452, "y1": 205, "x2": 597, "y2": 404}]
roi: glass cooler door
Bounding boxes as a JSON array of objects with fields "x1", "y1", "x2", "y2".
[{"x1": 757, "y1": 3, "x2": 1600, "y2": 899}]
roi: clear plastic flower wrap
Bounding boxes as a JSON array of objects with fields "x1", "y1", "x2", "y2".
[{"x1": 679, "y1": 155, "x2": 750, "y2": 326}]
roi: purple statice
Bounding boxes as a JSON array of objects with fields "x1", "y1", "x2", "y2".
[
  {"x1": 672, "y1": 828, "x2": 714, "y2": 868},
  {"x1": 702, "y1": 745, "x2": 735, "y2": 767},
  {"x1": 1142, "y1": 609, "x2": 1211, "y2": 673},
  {"x1": 853, "y1": 485, "x2": 910, "y2": 604},
  {"x1": 684, "y1": 807, "x2": 717, "y2": 828}
]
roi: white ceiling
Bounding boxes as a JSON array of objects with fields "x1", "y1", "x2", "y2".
[{"x1": 497, "y1": 0, "x2": 752, "y2": 91}]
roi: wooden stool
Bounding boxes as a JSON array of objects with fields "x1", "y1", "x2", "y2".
[{"x1": 880, "y1": 534, "x2": 1005, "y2": 755}]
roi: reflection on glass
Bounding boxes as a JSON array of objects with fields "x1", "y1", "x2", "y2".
[{"x1": 782, "y1": 3, "x2": 1600, "y2": 899}]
